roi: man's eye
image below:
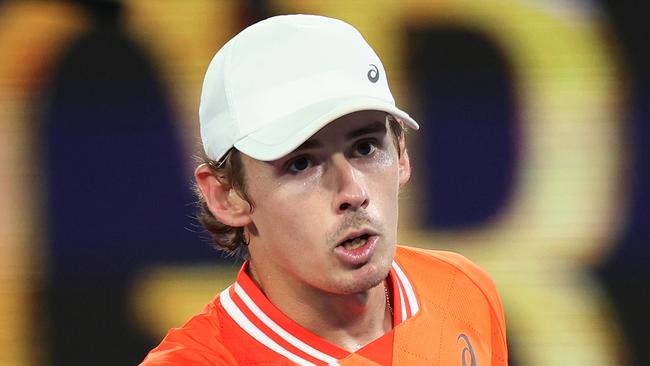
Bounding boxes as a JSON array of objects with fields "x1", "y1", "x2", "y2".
[
  {"x1": 288, "y1": 157, "x2": 311, "y2": 172},
  {"x1": 355, "y1": 141, "x2": 376, "y2": 156}
]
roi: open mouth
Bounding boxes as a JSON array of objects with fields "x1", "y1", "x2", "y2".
[{"x1": 340, "y1": 233, "x2": 370, "y2": 251}]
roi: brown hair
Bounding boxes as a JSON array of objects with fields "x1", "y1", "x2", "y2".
[{"x1": 195, "y1": 114, "x2": 405, "y2": 256}]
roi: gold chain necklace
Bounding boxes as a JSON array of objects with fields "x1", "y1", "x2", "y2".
[
  {"x1": 384, "y1": 281, "x2": 393, "y2": 316},
  {"x1": 353, "y1": 284, "x2": 393, "y2": 351}
]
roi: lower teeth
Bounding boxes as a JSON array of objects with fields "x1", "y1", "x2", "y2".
[{"x1": 344, "y1": 237, "x2": 367, "y2": 250}]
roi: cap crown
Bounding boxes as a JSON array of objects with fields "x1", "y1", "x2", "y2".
[{"x1": 199, "y1": 15, "x2": 412, "y2": 161}]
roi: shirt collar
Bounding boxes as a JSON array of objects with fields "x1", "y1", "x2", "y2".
[{"x1": 219, "y1": 258, "x2": 420, "y2": 365}]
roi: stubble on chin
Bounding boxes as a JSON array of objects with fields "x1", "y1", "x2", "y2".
[{"x1": 332, "y1": 259, "x2": 392, "y2": 295}]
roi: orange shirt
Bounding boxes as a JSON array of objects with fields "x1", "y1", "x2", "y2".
[{"x1": 141, "y1": 246, "x2": 508, "y2": 365}]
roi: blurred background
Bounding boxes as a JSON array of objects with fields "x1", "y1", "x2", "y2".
[{"x1": 0, "y1": 0, "x2": 647, "y2": 365}]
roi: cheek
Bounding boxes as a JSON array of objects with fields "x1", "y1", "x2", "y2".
[
  {"x1": 373, "y1": 182, "x2": 400, "y2": 222},
  {"x1": 367, "y1": 162, "x2": 402, "y2": 219},
  {"x1": 374, "y1": 147, "x2": 393, "y2": 168},
  {"x1": 368, "y1": 151, "x2": 401, "y2": 192},
  {"x1": 249, "y1": 182, "x2": 325, "y2": 239}
]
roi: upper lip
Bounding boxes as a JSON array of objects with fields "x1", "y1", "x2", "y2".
[{"x1": 337, "y1": 228, "x2": 378, "y2": 246}]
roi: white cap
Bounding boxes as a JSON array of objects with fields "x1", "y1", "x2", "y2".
[{"x1": 199, "y1": 14, "x2": 419, "y2": 162}]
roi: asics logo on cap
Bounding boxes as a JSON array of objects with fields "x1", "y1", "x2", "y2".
[{"x1": 367, "y1": 64, "x2": 379, "y2": 83}]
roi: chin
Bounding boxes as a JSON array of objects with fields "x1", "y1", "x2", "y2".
[{"x1": 334, "y1": 260, "x2": 391, "y2": 295}]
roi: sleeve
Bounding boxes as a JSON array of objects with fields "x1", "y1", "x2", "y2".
[
  {"x1": 438, "y1": 251, "x2": 508, "y2": 365},
  {"x1": 140, "y1": 310, "x2": 239, "y2": 366},
  {"x1": 140, "y1": 328, "x2": 239, "y2": 366},
  {"x1": 409, "y1": 248, "x2": 509, "y2": 365}
]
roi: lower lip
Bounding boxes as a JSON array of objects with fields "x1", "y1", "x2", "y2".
[{"x1": 333, "y1": 235, "x2": 378, "y2": 266}]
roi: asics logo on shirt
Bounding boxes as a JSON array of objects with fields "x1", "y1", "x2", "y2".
[{"x1": 457, "y1": 333, "x2": 477, "y2": 366}]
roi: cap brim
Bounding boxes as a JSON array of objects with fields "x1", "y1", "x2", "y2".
[{"x1": 234, "y1": 96, "x2": 418, "y2": 161}]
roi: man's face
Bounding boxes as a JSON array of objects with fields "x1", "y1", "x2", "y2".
[{"x1": 242, "y1": 110, "x2": 411, "y2": 296}]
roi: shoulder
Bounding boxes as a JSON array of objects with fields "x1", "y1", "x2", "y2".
[
  {"x1": 395, "y1": 245, "x2": 507, "y2": 345},
  {"x1": 395, "y1": 245, "x2": 506, "y2": 322},
  {"x1": 395, "y1": 245, "x2": 498, "y2": 292},
  {"x1": 140, "y1": 294, "x2": 238, "y2": 366}
]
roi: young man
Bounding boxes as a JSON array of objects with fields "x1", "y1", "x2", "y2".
[{"x1": 142, "y1": 14, "x2": 508, "y2": 365}]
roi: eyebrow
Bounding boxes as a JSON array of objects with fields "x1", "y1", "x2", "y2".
[
  {"x1": 293, "y1": 120, "x2": 387, "y2": 152},
  {"x1": 344, "y1": 121, "x2": 387, "y2": 140}
]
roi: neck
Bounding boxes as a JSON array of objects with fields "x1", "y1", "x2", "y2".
[{"x1": 247, "y1": 262, "x2": 393, "y2": 352}]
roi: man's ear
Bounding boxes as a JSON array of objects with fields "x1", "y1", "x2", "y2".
[
  {"x1": 398, "y1": 136, "x2": 411, "y2": 187},
  {"x1": 195, "y1": 163, "x2": 252, "y2": 227}
]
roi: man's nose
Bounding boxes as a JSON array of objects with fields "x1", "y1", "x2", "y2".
[{"x1": 330, "y1": 156, "x2": 369, "y2": 213}]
